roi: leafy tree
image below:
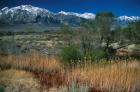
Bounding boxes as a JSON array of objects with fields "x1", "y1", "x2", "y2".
[
  {"x1": 95, "y1": 12, "x2": 115, "y2": 60},
  {"x1": 122, "y1": 21, "x2": 140, "y2": 44},
  {"x1": 129, "y1": 21, "x2": 140, "y2": 43}
]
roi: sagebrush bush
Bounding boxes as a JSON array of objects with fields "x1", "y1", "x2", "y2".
[
  {"x1": 59, "y1": 46, "x2": 82, "y2": 67},
  {"x1": 92, "y1": 49, "x2": 108, "y2": 60},
  {"x1": 84, "y1": 49, "x2": 108, "y2": 61},
  {"x1": 0, "y1": 86, "x2": 4, "y2": 92}
]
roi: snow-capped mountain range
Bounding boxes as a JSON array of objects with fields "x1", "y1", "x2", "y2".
[{"x1": 0, "y1": 5, "x2": 140, "y2": 26}]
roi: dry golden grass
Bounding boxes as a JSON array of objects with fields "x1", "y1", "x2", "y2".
[
  {"x1": 0, "y1": 69, "x2": 32, "y2": 79},
  {"x1": 68, "y1": 61, "x2": 140, "y2": 92},
  {"x1": 0, "y1": 54, "x2": 140, "y2": 92},
  {"x1": 0, "y1": 69, "x2": 41, "y2": 92},
  {"x1": 0, "y1": 53, "x2": 62, "y2": 72}
]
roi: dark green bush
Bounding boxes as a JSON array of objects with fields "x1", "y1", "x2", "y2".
[
  {"x1": 85, "y1": 49, "x2": 108, "y2": 61},
  {"x1": 0, "y1": 86, "x2": 4, "y2": 92},
  {"x1": 59, "y1": 46, "x2": 82, "y2": 67}
]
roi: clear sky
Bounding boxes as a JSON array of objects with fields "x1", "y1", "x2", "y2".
[{"x1": 0, "y1": 0, "x2": 140, "y2": 16}]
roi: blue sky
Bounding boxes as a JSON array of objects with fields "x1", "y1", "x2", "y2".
[{"x1": 0, "y1": 0, "x2": 140, "y2": 16}]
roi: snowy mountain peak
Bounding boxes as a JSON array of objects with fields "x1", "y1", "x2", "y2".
[
  {"x1": 1, "y1": 7, "x2": 9, "y2": 11},
  {"x1": 1, "y1": 5, "x2": 50, "y2": 15},
  {"x1": 80, "y1": 13, "x2": 96, "y2": 19},
  {"x1": 59, "y1": 11, "x2": 95, "y2": 19},
  {"x1": 59, "y1": 11, "x2": 71, "y2": 15},
  {"x1": 118, "y1": 16, "x2": 140, "y2": 21},
  {"x1": 13, "y1": 5, "x2": 50, "y2": 12}
]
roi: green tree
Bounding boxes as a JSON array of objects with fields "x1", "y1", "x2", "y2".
[
  {"x1": 95, "y1": 12, "x2": 115, "y2": 60},
  {"x1": 122, "y1": 21, "x2": 140, "y2": 44},
  {"x1": 130, "y1": 21, "x2": 140, "y2": 43}
]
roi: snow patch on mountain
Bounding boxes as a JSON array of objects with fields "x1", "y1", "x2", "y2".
[
  {"x1": 1, "y1": 7, "x2": 9, "y2": 11},
  {"x1": 118, "y1": 16, "x2": 140, "y2": 21},
  {"x1": 59, "y1": 11, "x2": 95, "y2": 19},
  {"x1": 80, "y1": 13, "x2": 96, "y2": 19}
]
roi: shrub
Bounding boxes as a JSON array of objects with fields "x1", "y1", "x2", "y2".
[
  {"x1": 59, "y1": 46, "x2": 82, "y2": 67},
  {"x1": 85, "y1": 49, "x2": 107, "y2": 61},
  {"x1": 0, "y1": 86, "x2": 4, "y2": 92}
]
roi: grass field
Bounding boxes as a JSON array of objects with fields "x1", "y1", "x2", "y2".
[{"x1": 0, "y1": 53, "x2": 140, "y2": 92}]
